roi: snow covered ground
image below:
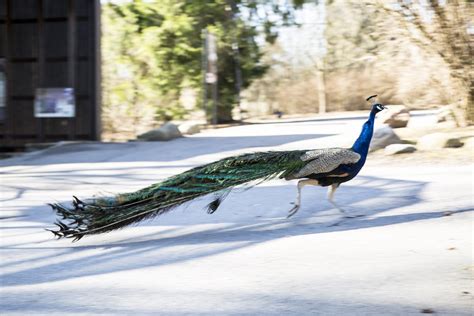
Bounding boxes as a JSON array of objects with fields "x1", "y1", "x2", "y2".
[{"x1": 1, "y1": 112, "x2": 473, "y2": 315}]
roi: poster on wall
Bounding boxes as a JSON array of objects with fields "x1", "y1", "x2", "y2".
[{"x1": 34, "y1": 88, "x2": 75, "y2": 118}]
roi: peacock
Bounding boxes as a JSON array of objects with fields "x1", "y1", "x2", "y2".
[{"x1": 49, "y1": 96, "x2": 386, "y2": 241}]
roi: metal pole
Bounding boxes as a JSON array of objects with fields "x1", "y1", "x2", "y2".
[
  {"x1": 211, "y1": 75, "x2": 218, "y2": 125},
  {"x1": 229, "y1": 1, "x2": 242, "y2": 120},
  {"x1": 207, "y1": 32, "x2": 218, "y2": 125},
  {"x1": 201, "y1": 29, "x2": 208, "y2": 121},
  {"x1": 232, "y1": 41, "x2": 242, "y2": 120}
]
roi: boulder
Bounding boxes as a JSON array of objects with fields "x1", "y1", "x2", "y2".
[
  {"x1": 379, "y1": 105, "x2": 410, "y2": 128},
  {"x1": 369, "y1": 126, "x2": 402, "y2": 152},
  {"x1": 137, "y1": 122, "x2": 182, "y2": 141},
  {"x1": 445, "y1": 138, "x2": 463, "y2": 148},
  {"x1": 178, "y1": 121, "x2": 201, "y2": 135},
  {"x1": 417, "y1": 133, "x2": 463, "y2": 150},
  {"x1": 384, "y1": 144, "x2": 417, "y2": 155}
]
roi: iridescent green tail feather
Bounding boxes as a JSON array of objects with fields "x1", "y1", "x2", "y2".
[{"x1": 49, "y1": 150, "x2": 306, "y2": 241}]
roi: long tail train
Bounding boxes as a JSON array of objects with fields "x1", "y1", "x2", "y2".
[{"x1": 48, "y1": 151, "x2": 306, "y2": 241}]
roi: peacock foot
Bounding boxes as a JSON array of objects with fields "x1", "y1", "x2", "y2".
[{"x1": 287, "y1": 204, "x2": 300, "y2": 218}]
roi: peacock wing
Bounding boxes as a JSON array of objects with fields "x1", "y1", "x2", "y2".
[{"x1": 285, "y1": 148, "x2": 361, "y2": 179}]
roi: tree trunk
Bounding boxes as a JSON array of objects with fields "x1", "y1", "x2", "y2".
[
  {"x1": 316, "y1": 70, "x2": 326, "y2": 114},
  {"x1": 467, "y1": 84, "x2": 474, "y2": 124},
  {"x1": 216, "y1": 105, "x2": 233, "y2": 123},
  {"x1": 450, "y1": 75, "x2": 471, "y2": 127}
]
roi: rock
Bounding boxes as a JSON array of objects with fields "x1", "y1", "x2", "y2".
[
  {"x1": 369, "y1": 126, "x2": 402, "y2": 152},
  {"x1": 379, "y1": 105, "x2": 410, "y2": 128},
  {"x1": 417, "y1": 133, "x2": 464, "y2": 150},
  {"x1": 384, "y1": 144, "x2": 417, "y2": 155},
  {"x1": 445, "y1": 138, "x2": 463, "y2": 148},
  {"x1": 137, "y1": 122, "x2": 182, "y2": 141},
  {"x1": 178, "y1": 121, "x2": 201, "y2": 135}
]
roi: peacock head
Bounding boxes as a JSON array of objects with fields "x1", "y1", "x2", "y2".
[
  {"x1": 372, "y1": 103, "x2": 386, "y2": 114},
  {"x1": 366, "y1": 95, "x2": 386, "y2": 114}
]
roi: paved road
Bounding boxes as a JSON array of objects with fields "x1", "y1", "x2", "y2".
[{"x1": 1, "y1": 112, "x2": 472, "y2": 315}]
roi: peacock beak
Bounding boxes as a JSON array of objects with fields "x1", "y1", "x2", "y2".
[{"x1": 375, "y1": 104, "x2": 386, "y2": 111}]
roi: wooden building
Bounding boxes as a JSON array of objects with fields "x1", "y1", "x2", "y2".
[{"x1": 0, "y1": 0, "x2": 100, "y2": 149}]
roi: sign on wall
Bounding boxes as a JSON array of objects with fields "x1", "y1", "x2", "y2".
[{"x1": 34, "y1": 88, "x2": 75, "y2": 118}]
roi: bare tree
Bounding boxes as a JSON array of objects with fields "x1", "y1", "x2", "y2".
[{"x1": 380, "y1": 0, "x2": 473, "y2": 125}]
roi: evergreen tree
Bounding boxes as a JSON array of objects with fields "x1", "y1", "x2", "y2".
[{"x1": 102, "y1": 0, "x2": 305, "y2": 128}]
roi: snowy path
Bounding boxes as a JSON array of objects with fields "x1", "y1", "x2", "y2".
[{"x1": 1, "y1": 113, "x2": 473, "y2": 315}]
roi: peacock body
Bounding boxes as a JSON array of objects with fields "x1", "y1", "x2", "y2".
[{"x1": 49, "y1": 98, "x2": 386, "y2": 241}]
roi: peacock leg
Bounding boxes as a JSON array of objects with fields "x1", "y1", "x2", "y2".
[
  {"x1": 287, "y1": 179, "x2": 319, "y2": 218},
  {"x1": 327, "y1": 183, "x2": 343, "y2": 210},
  {"x1": 327, "y1": 183, "x2": 363, "y2": 226}
]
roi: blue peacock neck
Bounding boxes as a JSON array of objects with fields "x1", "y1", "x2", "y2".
[{"x1": 351, "y1": 110, "x2": 376, "y2": 159}]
